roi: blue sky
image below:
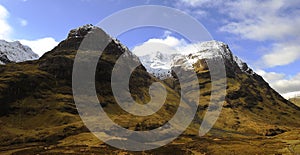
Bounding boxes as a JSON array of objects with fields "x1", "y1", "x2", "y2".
[{"x1": 0, "y1": 0, "x2": 299, "y2": 98}]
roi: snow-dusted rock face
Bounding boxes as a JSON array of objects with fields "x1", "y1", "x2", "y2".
[
  {"x1": 111, "y1": 38, "x2": 141, "y2": 63},
  {"x1": 0, "y1": 40, "x2": 39, "y2": 64},
  {"x1": 67, "y1": 24, "x2": 98, "y2": 39},
  {"x1": 67, "y1": 26, "x2": 254, "y2": 79},
  {"x1": 67, "y1": 24, "x2": 140, "y2": 63},
  {"x1": 138, "y1": 41, "x2": 254, "y2": 79},
  {"x1": 139, "y1": 52, "x2": 180, "y2": 78},
  {"x1": 172, "y1": 41, "x2": 254, "y2": 74}
]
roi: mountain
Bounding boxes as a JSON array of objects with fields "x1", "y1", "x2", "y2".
[
  {"x1": 139, "y1": 51, "x2": 179, "y2": 78},
  {"x1": 0, "y1": 24, "x2": 186, "y2": 153},
  {"x1": 289, "y1": 97, "x2": 300, "y2": 107},
  {"x1": 0, "y1": 25, "x2": 299, "y2": 154},
  {"x1": 0, "y1": 40, "x2": 39, "y2": 64},
  {"x1": 139, "y1": 41, "x2": 253, "y2": 79}
]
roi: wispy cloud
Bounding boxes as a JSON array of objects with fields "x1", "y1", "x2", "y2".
[
  {"x1": 0, "y1": 5, "x2": 57, "y2": 56},
  {"x1": 0, "y1": 5, "x2": 12, "y2": 40},
  {"x1": 260, "y1": 42, "x2": 300, "y2": 67},
  {"x1": 20, "y1": 37, "x2": 58, "y2": 57},
  {"x1": 19, "y1": 18, "x2": 28, "y2": 27},
  {"x1": 257, "y1": 69, "x2": 300, "y2": 98},
  {"x1": 218, "y1": 0, "x2": 300, "y2": 68},
  {"x1": 178, "y1": 0, "x2": 224, "y2": 8},
  {"x1": 179, "y1": 0, "x2": 300, "y2": 41},
  {"x1": 132, "y1": 35, "x2": 188, "y2": 57},
  {"x1": 175, "y1": 0, "x2": 300, "y2": 96},
  {"x1": 177, "y1": 0, "x2": 300, "y2": 68},
  {"x1": 218, "y1": 1, "x2": 298, "y2": 39}
]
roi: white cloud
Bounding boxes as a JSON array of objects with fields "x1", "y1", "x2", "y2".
[
  {"x1": 260, "y1": 43, "x2": 300, "y2": 67},
  {"x1": 19, "y1": 37, "x2": 59, "y2": 56},
  {"x1": 272, "y1": 75, "x2": 300, "y2": 96},
  {"x1": 202, "y1": 0, "x2": 300, "y2": 41},
  {"x1": 256, "y1": 69, "x2": 285, "y2": 83},
  {"x1": 257, "y1": 70, "x2": 300, "y2": 98},
  {"x1": 177, "y1": 0, "x2": 300, "y2": 97},
  {"x1": 178, "y1": 0, "x2": 300, "y2": 67},
  {"x1": 179, "y1": 0, "x2": 224, "y2": 7},
  {"x1": 217, "y1": 1, "x2": 300, "y2": 68},
  {"x1": 147, "y1": 35, "x2": 187, "y2": 47},
  {"x1": 193, "y1": 10, "x2": 208, "y2": 17},
  {"x1": 163, "y1": 30, "x2": 172, "y2": 37},
  {"x1": 218, "y1": 1, "x2": 300, "y2": 41},
  {"x1": 19, "y1": 18, "x2": 28, "y2": 27},
  {"x1": 132, "y1": 34, "x2": 217, "y2": 57},
  {"x1": 179, "y1": 0, "x2": 206, "y2": 7},
  {"x1": 0, "y1": 5, "x2": 57, "y2": 56},
  {"x1": 0, "y1": 5, "x2": 12, "y2": 40},
  {"x1": 282, "y1": 91, "x2": 300, "y2": 100},
  {"x1": 132, "y1": 35, "x2": 188, "y2": 56}
]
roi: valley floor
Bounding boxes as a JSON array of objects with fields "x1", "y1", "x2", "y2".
[{"x1": 1, "y1": 129, "x2": 299, "y2": 155}]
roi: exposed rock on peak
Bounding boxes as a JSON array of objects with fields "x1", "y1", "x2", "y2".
[
  {"x1": 138, "y1": 40, "x2": 254, "y2": 79},
  {"x1": 0, "y1": 39, "x2": 39, "y2": 64},
  {"x1": 179, "y1": 41, "x2": 254, "y2": 76},
  {"x1": 39, "y1": 25, "x2": 141, "y2": 81},
  {"x1": 67, "y1": 24, "x2": 97, "y2": 39}
]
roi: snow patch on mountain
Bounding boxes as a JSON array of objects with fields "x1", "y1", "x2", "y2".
[
  {"x1": 0, "y1": 39, "x2": 39, "y2": 64},
  {"x1": 68, "y1": 24, "x2": 141, "y2": 64},
  {"x1": 67, "y1": 24, "x2": 97, "y2": 39},
  {"x1": 138, "y1": 40, "x2": 254, "y2": 78},
  {"x1": 139, "y1": 51, "x2": 179, "y2": 78}
]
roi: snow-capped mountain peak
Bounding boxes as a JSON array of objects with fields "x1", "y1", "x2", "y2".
[
  {"x1": 139, "y1": 51, "x2": 180, "y2": 78},
  {"x1": 138, "y1": 40, "x2": 254, "y2": 78},
  {"x1": 0, "y1": 40, "x2": 39, "y2": 64}
]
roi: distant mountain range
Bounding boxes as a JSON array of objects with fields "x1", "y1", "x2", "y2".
[
  {"x1": 0, "y1": 25, "x2": 299, "y2": 154},
  {"x1": 0, "y1": 40, "x2": 39, "y2": 64}
]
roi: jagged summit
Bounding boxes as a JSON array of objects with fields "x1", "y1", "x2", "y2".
[
  {"x1": 0, "y1": 39, "x2": 39, "y2": 64},
  {"x1": 138, "y1": 40, "x2": 254, "y2": 79},
  {"x1": 67, "y1": 24, "x2": 98, "y2": 39},
  {"x1": 139, "y1": 51, "x2": 178, "y2": 78},
  {"x1": 54, "y1": 24, "x2": 133, "y2": 57},
  {"x1": 68, "y1": 24, "x2": 132, "y2": 53},
  {"x1": 174, "y1": 40, "x2": 254, "y2": 75}
]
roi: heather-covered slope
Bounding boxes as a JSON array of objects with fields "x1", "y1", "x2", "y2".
[
  {"x1": 175, "y1": 41, "x2": 300, "y2": 136},
  {"x1": 0, "y1": 25, "x2": 183, "y2": 151},
  {"x1": 0, "y1": 25, "x2": 299, "y2": 154}
]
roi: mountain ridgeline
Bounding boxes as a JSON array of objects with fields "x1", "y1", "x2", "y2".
[
  {"x1": 0, "y1": 40, "x2": 39, "y2": 64},
  {"x1": 0, "y1": 25, "x2": 299, "y2": 154}
]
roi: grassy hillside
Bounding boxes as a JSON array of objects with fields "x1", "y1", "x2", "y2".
[
  {"x1": 0, "y1": 26, "x2": 300, "y2": 154},
  {"x1": 289, "y1": 97, "x2": 300, "y2": 107}
]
